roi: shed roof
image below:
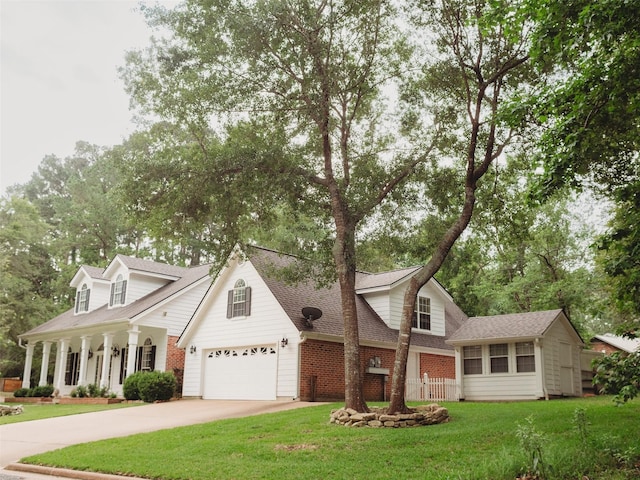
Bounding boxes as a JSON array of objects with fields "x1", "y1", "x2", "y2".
[{"x1": 446, "y1": 309, "x2": 580, "y2": 344}]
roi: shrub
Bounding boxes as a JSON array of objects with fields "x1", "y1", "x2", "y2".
[
  {"x1": 138, "y1": 371, "x2": 177, "y2": 403},
  {"x1": 73, "y1": 385, "x2": 89, "y2": 398},
  {"x1": 87, "y1": 383, "x2": 109, "y2": 398},
  {"x1": 123, "y1": 371, "x2": 176, "y2": 402},
  {"x1": 13, "y1": 387, "x2": 29, "y2": 398},
  {"x1": 123, "y1": 371, "x2": 145, "y2": 400},
  {"x1": 30, "y1": 385, "x2": 54, "y2": 397}
]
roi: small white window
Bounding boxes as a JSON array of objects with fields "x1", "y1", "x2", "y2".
[
  {"x1": 490, "y1": 343, "x2": 509, "y2": 373},
  {"x1": 75, "y1": 284, "x2": 90, "y2": 313},
  {"x1": 412, "y1": 296, "x2": 431, "y2": 330},
  {"x1": 110, "y1": 274, "x2": 127, "y2": 306},
  {"x1": 227, "y1": 279, "x2": 251, "y2": 318},
  {"x1": 141, "y1": 338, "x2": 154, "y2": 371},
  {"x1": 516, "y1": 341, "x2": 535, "y2": 372},
  {"x1": 463, "y1": 345, "x2": 482, "y2": 375}
]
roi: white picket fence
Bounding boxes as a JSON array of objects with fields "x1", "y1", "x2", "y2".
[{"x1": 405, "y1": 375, "x2": 459, "y2": 402}]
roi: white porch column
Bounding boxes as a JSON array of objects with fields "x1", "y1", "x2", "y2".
[
  {"x1": 22, "y1": 342, "x2": 36, "y2": 389},
  {"x1": 55, "y1": 338, "x2": 70, "y2": 391},
  {"x1": 39, "y1": 341, "x2": 52, "y2": 386},
  {"x1": 126, "y1": 327, "x2": 140, "y2": 379},
  {"x1": 100, "y1": 333, "x2": 114, "y2": 389},
  {"x1": 77, "y1": 335, "x2": 92, "y2": 386}
]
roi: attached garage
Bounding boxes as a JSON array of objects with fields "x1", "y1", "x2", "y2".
[{"x1": 203, "y1": 345, "x2": 278, "y2": 400}]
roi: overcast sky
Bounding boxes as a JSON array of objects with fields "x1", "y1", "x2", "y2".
[{"x1": 0, "y1": 0, "x2": 171, "y2": 194}]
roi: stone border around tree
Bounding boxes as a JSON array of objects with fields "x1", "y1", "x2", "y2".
[{"x1": 330, "y1": 403, "x2": 449, "y2": 428}]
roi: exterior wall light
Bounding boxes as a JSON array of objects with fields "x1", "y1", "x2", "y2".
[
  {"x1": 190, "y1": 345, "x2": 197, "y2": 354},
  {"x1": 281, "y1": 337, "x2": 288, "y2": 348}
]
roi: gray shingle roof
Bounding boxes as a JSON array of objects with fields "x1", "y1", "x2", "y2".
[
  {"x1": 592, "y1": 334, "x2": 640, "y2": 353},
  {"x1": 21, "y1": 263, "x2": 211, "y2": 338},
  {"x1": 115, "y1": 254, "x2": 187, "y2": 278},
  {"x1": 248, "y1": 247, "x2": 465, "y2": 350},
  {"x1": 81, "y1": 265, "x2": 107, "y2": 280},
  {"x1": 446, "y1": 309, "x2": 565, "y2": 344}
]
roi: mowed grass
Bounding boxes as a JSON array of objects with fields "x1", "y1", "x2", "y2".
[
  {"x1": 0, "y1": 401, "x2": 140, "y2": 425},
  {"x1": 22, "y1": 397, "x2": 640, "y2": 480}
]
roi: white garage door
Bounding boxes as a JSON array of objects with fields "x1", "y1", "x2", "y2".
[{"x1": 203, "y1": 345, "x2": 277, "y2": 400}]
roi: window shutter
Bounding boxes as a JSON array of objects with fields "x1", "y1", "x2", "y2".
[
  {"x1": 244, "y1": 286, "x2": 252, "y2": 316},
  {"x1": 150, "y1": 346, "x2": 157, "y2": 371},
  {"x1": 136, "y1": 346, "x2": 143, "y2": 371},
  {"x1": 120, "y1": 280, "x2": 128, "y2": 304},
  {"x1": 85, "y1": 289, "x2": 91, "y2": 312},
  {"x1": 75, "y1": 291, "x2": 81, "y2": 313},
  {"x1": 109, "y1": 283, "x2": 115, "y2": 306},
  {"x1": 226, "y1": 290, "x2": 234, "y2": 318}
]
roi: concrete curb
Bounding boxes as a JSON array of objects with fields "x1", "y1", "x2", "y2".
[{"x1": 5, "y1": 463, "x2": 147, "y2": 480}]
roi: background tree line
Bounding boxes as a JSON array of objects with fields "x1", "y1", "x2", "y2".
[{"x1": 1, "y1": 0, "x2": 637, "y2": 405}]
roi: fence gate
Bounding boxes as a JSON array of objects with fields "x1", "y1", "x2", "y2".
[{"x1": 405, "y1": 374, "x2": 459, "y2": 402}]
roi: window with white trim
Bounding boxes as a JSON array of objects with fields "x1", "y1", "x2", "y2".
[
  {"x1": 490, "y1": 343, "x2": 509, "y2": 373},
  {"x1": 140, "y1": 337, "x2": 154, "y2": 371},
  {"x1": 463, "y1": 345, "x2": 483, "y2": 374},
  {"x1": 75, "y1": 283, "x2": 90, "y2": 313},
  {"x1": 226, "y1": 279, "x2": 252, "y2": 318},
  {"x1": 109, "y1": 274, "x2": 127, "y2": 306},
  {"x1": 516, "y1": 341, "x2": 535, "y2": 372},
  {"x1": 412, "y1": 296, "x2": 431, "y2": 330}
]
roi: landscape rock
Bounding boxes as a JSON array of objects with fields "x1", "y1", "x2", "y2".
[{"x1": 329, "y1": 404, "x2": 449, "y2": 428}]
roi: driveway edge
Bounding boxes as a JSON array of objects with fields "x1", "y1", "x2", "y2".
[{"x1": 5, "y1": 462, "x2": 148, "y2": 480}]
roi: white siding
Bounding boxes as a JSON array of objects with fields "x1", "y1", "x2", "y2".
[
  {"x1": 461, "y1": 373, "x2": 538, "y2": 400},
  {"x1": 127, "y1": 273, "x2": 171, "y2": 304},
  {"x1": 362, "y1": 291, "x2": 391, "y2": 324},
  {"x1": 182, "y1": 260, "x2": 299, "y2": 399},
  {"x1": 136, "y1": 281, "x2": 211, "y2": 337},
  {"x1": 381, "y1": 282, "x2": 446, "y2": 336},
  {"x1": 543, "y1": 320, "x2": 582, "y2": 397}
]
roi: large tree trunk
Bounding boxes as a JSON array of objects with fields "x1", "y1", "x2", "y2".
[{"x1": 332, "y1": 219, "x2": 369, "y2": 412}]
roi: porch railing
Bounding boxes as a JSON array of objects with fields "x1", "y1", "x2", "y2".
[{"x1": 405, "y1": 374, "x2": 459, "y2": 402}]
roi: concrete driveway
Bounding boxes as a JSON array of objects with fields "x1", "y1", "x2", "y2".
[{"x1": 0, "y1": 399, "x2": 319, "y2": 479}]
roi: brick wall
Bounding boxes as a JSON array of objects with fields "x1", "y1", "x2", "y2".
[
  {"x1": 165, "y1": 335, "x2": 185, "y2": 395},
  {"x1": 589, "y1": 341, "x2": 619, "y2": 355},
  {"x1": 299, "y1": 339, "x2": 455, "y2": 402},
  {"x1": 420, "y1": 353, "x2": 455, "y2": 379}
]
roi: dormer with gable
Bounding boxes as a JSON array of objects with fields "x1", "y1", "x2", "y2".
[
  {"x1": 70, "y1": 266, "x2": 110, "y2": 315},
  {"x1": 356, "y1": 267, "x2": 449, "y2": 337},
  {"x1": 103, "y1": 255, "x2": 187, "y2": 308}
]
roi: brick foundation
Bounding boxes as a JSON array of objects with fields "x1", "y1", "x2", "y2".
[{"x1": 299, "y1": 339, "x2": 455, "y2": 402}]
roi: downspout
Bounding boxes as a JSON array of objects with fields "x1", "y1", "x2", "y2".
[{"x1": 296, "y1": 333, "x2": 308, "y2": 401}]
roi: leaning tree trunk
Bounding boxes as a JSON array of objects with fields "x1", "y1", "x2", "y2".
[{"x1": 387, "y1": 184, "x2": 477, "y2": 413}]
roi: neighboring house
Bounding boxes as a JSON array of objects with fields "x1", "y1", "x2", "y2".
[
  {"x1": 446, "y1": 310, "x2": 585, "y2": 401},
  {"x1": 19, "y1": 255, "x2": 212, "y2": 396},
  {"x1": 178, "y1": 246, "x2": 467, "y2": 402},
  {"x1": 590, "y1": 333, "x2": 640, "y2": 355}
]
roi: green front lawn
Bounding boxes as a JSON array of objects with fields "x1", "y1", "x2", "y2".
[
  {"x1": 0, "y1": 402, "x2": 140, "y2": 425},
  {"x1": 21, "y1": 397, "x2": 640, "y2": 480}
]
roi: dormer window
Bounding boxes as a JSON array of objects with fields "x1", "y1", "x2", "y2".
[
  {"x1": 412, "y1": 296, "x2": 431, "y2": 330},
  {"x1": 109, "y1": 274, "x2": 127, "y2": 307},
  {"x1": 226, "y1": 279, "x2": 252, "y2": 318},
  {"x1": 75, "y1": 283, "x2": 90, "y2": 313}
]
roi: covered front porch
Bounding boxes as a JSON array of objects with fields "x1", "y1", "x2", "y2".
[{"x1": 20, "y1": 324, "x2": 167, "y2": 397}]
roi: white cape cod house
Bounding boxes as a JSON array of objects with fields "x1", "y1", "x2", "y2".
[
  {"x1": 18, "y1": 255, "x2": 211, "y2": 396},
  {"x1": 18, "y1": 247, "x2": 587, "y2": 402}
]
